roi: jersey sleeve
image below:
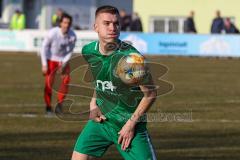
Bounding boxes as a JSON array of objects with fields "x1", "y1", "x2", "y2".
[
  {"x1": 80, "y1": 41, "x2": 99, "y2": 63},
  {"x1": 81, "y1": 45, "x2": 87, "y2": 59},
  {"x1": 41, "y1": 30, "x2": 54, "y2": 67},
  {"x1": 140, "y1": 69, "x2": 153, "y2": 86},
  {"x1": 81, "y1": 44, "x2": 91, "y2": 63}
]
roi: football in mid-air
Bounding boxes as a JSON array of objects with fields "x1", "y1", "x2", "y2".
[{"x1": 115, "y1": 53, "x2": 147, "y2": 85}]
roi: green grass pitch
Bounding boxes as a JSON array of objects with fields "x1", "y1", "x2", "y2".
[{"x1": 0, "y1": 53, "x2": 240, "y2": 160}]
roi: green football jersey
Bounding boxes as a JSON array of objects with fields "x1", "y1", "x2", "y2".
[{"x1": 82, "y1": 40, "x2": 150, "y2": 131}]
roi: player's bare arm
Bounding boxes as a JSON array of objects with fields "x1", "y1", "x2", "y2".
[
  {"x1": 89, "y1": 90, "x2": 106, "y2": 122},
  {"x1": 118, "y1": 84, "x2": 157, "y2": 151}
]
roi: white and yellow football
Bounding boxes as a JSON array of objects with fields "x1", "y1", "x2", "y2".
[{"x1": 115, "y1": 53, "x2": 147, "y2": 85}]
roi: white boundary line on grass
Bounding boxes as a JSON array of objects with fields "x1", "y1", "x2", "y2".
[{"x1": 1, "y1": 113, "x2": 240, "y2": 123}]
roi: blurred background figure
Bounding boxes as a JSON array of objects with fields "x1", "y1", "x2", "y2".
[
  {"x1": 52, "y1": 8, "x2": 64, "y2": 27},
  {"x1": 211, "y1": 10, "x2": 224, "y2": 33},
  {"x1": 41, "y1": 13, "x2": 76, "y2": 115},
  {"x1": 183, "y1": 11, "x2": 197, "y2": 33},
  {"x1": 120, "y1": 9, "x2": 131, "y2": 31},
  {"x1": 10, "y1": 10, "x2": 26, "y2": 30},
  {"x1": 223, "y1": 17, "x2": 239, "y2": 34},
  {"x1": 130, "y1": 12, "x2": 143, "y2": 32}
]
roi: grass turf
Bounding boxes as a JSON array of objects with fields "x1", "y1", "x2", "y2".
[{"x1": 0, "y1": 53, "x2": 240, "y2": 160}]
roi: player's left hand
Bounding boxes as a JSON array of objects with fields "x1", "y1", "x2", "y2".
[{"x1": 118, "y1": 120, "x2": 136, "y2": 151}]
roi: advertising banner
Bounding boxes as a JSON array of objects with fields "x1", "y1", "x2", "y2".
[
  {"x1": 1, "y1": 29, "x2": 240, "y2": 57},
  {"x1": 120, "y1": 33, "x2": 240, "y2": 57}
]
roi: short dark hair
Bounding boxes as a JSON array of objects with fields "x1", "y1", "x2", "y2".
[
  {"x1": 59, "y1": 13, "x2": 72, "y2": 26},
  {"x1": 95, "y1": 5, "x2": 119, "y2": 18}
]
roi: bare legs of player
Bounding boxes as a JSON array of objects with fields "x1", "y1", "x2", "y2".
[{"x1": 71, "y1": 151, "x2": 97, "y2": 160}]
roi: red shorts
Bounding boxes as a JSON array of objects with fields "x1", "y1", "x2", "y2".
[{"x1": 44, "y1": 60, "x2": 70, "y2": 107}]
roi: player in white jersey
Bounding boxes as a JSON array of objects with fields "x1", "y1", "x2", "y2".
[{"x1": 41, "y1": 13, "x2": 76, "y2": 114}]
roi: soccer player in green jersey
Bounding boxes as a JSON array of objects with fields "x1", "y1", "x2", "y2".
[{"x1": 72, "y1": 5, "x2": 157, "y2": 160}]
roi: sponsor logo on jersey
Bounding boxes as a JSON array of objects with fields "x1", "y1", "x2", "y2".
[{"x1": 96, "y1": 80, "x2": 117, "y2": 92}]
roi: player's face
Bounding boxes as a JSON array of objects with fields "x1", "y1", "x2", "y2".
[
  {"x1": 94, "y1": 12, "x2": 120, "y2": 43},
  {"x1": 60, "y1": 18, "x2": 71, "y2": 34}
]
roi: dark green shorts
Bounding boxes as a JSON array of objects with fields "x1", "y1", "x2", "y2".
[{"x1": 74, "y1": 120, "x2": 156, "y2": 160}]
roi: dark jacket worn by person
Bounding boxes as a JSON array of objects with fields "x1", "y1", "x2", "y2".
[
  {"x1": 120, "y1": 15, "x2": 132, "y2": 31},
  {"x1": 184, "y1": 17, "x2": 197, "y2": 33},
  {"x1": 130, "y1": 18, "x2": 143, "y2": 32},
  {"x1": 211, "y1": 17, "x2": 224, "y2": 33}
]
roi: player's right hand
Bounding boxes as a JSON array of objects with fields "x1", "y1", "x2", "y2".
[
  {"x1": 89, "y1": 103, "x2": 106, "y2": 122},
  {"x1": 42, "y1": 66, "x2": 48, "y2": 76}
]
